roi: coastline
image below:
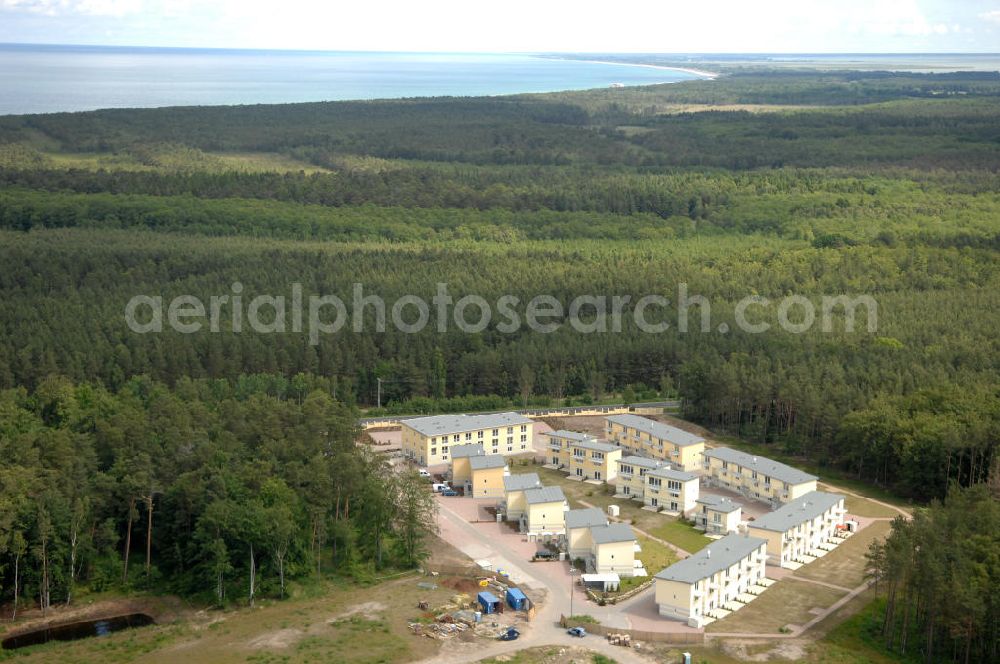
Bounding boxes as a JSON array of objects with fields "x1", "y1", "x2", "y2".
[{"x1": 550, "y1": 57, "x2": 719, "y2": 80}]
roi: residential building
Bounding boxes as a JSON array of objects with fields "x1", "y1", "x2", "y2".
[
  {"x1": 747, "y1": 491, "x2": 847, "y2": 568},
  {"x1": 400, "y1": 412, "x2": 534, "y2": 466},
  {"x1": 654, "y1": 533, "x2": 768, "y2": 628},
  {"x1": 590, "y1": 523, "x2": 639, "y2": 577},
  {"x1": 522, "y1": 486, "x2": 568, "y2": 535},
  {"x1": 449, "y1": 443, "x2": 485, "y2": 487},
  {"x1": 702, "y1": 447, "x2": 817, "y2": 506},
  {"x1": 694, "y1": 495, "x2": 742, "y2": 535},
  {"x1": 503, "y1": 473, "x2": 542, "y2": 521},
  {"x1": 614, "y1": 455, "x2": 666, "y2": 501},
  {"x1": 545, "y1": 430, "x2": 622, "y2": 481},
  {"x1": 564, "y1": 507, "x2": 608, "y2": 559},
  {"x1": 468, "y1": 455, "x2": 509, "y2": 498},
  {"x1": 644, "y1": 467, "x2": 699, "y2": 514},
  {"x1": 605, "y1": 415, "x2": 705, "y2": 470}
]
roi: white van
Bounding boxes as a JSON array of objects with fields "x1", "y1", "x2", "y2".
[
  {"x1": 418, "y1": 469, "x2": 431, "y2": 478},
  {"x1": 431, "y1": 482, "x2": 450, "y2": 493}
]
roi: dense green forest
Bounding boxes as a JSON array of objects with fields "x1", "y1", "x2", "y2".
[
  {"x1": 0, "y1": 70, "x2": 998, "y2": 610},
  {"x1": 866, "y1": 485, "x2": 999, "y2": 663},
  {"x1": 0, "y1": 374, "x2": 436, "y2": 615}
]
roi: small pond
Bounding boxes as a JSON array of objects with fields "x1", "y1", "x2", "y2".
[{"x1": 2, "y1": 613, "x2": 155, "y2": 650}]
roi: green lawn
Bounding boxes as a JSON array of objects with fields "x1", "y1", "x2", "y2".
[
  {"x1": 619, "y1": 535, "x2": 677, "y2": 592},
  {"x1": 647, "y1": 519, "x2": 713, "y2": 554}
]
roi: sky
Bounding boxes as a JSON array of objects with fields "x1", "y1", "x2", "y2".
[{"x1": 1, "y1": 0, "x2": 999, "y2": 52}]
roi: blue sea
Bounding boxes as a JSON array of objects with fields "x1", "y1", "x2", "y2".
[{"x1": 0, "y1": 44, "x2": 702, "y2": 116}]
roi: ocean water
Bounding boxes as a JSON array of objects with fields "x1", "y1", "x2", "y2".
[{"x1": 0, "y1": 45, "x2": 701, "y2": 115}]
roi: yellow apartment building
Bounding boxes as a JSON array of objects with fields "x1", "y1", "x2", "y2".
[
  {"x1": 694, "y1": 495, "x2": 742, "y2": 535},
  {"x1": 564, "y1": 507, "x2": 608, "y2": 560},
  {"x1": 467, "y1": 454, "x2": 509, "y2": 498},
  {"x1": 644, "y1": 466, "x2": 700, "y2": 514},
  {"x1": 604, "y1": 415, "x2": 705, "y2": 471},
  {"x1": 400, "y1": 412, "x2": 534, "y2": 466},
  {"x1": 545, "y1": 430, "x2": 622, "y2": 481},
  {"x1": 449, "y1": 443, "x2": 485, "y2": 486},
  {"x1": 613, "y1": 455, "x2": 667, "y2": 501},
  {"x1": 655, "y1": 533, "x2": 768, "y2": 628},
  {"x1": 521, "y1": 486, "x2": 568, "y2": 535},
  {"x1": 503, "y1": 472, "x2": 542, "y2": 521},
  {"x1": 747, "y1": 491, "x2": 846, "y2": 568},
  {"x1": 701, "y1": 447, "x2": 817, "y2": 507},
  {"x1": 590, "y1": 523, "x2": 640, "y2": 577}
]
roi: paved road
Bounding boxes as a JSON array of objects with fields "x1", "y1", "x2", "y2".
[{"x1": 416, "y1": 498, "x2": 659, "y2": 664}]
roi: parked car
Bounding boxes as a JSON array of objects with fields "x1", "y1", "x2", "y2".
[
  {"x1": 567, "y1": 626, "x2": 587, "y2": 637},
  {"x1": 498, "y1": 627, "x2": 520, "y2": 641},
  {"x1": 418, "y1": 469, "x2": 431, "y2": 478},
  {"x1": 441, "y1": 489, "x2": 459, "y2": 497},
  {"x1": 534, "y1": 548, "x2": 557, "y2": 560},
  {"x1": 431, "y1": 483, "x2": 450, "y2": 492}
]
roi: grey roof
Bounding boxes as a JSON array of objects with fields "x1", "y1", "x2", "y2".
[
  {"x1": 617, "y1": 455, "x2": 665, "y2": 471},
  {"x1": 469, "y1": 455, "x2": 507, "y2": 471},
  {"x1": 451, "y1": 443, "x2": 485, "y2": 459},
  {"x1": 748, "y1": 491, "x2": 845, "y2": 533},
  {"x1": 546, "y1": 430, "x2": 595, "y2": 443},
  {"x1": 696, "y1": 495, "x2": 742, "y2": 513},
  {"x1": 655, "y1": 533, "x2": 766, "y2": 584},
  {"x1": 524, "y1": 485, "x2": 567, "y2": 505},
  {"x1": 606, "y1": 414, "x2": 705, "y2": 447},
  {"x1": 504, "y1": 473, "x2": 541, "y2": 492},
  {"x1": 703, "y1": 447, "x2": 818, "y2": 485},
  {"x1": 403, "y1": 412, "x2": 532, "y2": 437},
  {"x1": 591, "y1": 522, "x2": 636, "y2": 545},
  {"x1": 571, "y1": 439, "x2": 619, "y2": 454},
  {"x1": 648, "y1": 466, "x2": 699, "y2": 482},
  {"x1": 564, "y1": 507, "x2": 607, "y2": 530}
]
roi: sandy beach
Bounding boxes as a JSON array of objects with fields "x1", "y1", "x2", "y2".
[{"x1": 555, "y1": 58, "x2": 719, "y2": 79}]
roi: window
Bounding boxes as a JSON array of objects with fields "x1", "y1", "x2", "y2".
[
  {"x1": 492, "y1": 429, "x2": 499, "y2": 436},
  {"x1": 507, "y1": 427, "x2": 513, "y2": 434},
  {"x1": 651, "y1": 498, "x2": 658, "y2": 507},
  {"x1": 507, "y1": 436, "x2": 513, "y2": 444},
  {"x1": 667, "y1": 480, "x2": 681, "y2": 491},
  {"x1": 492, "y1": 438, "x2": 499, "y2": 445},
  {"x1": 431, "y1": 437, "x2": 437, "y2": 444},
  {"x1": 520, "y1": 425, "x2": 527, "y2": 432},
  {"x1": 453, "y1": 434, "x2": 460, "y2": 442},
  {"x1": 478, "y1": 430, "x2": 484, "y2": 438},
  {"x1": 649, "y1": 477, "x2": 661, "y2": 487},
  {"x1": 713, "y1": 513, "x2": 721, "y2": 523},
  {"x1": 623, "y1": 486, "x2": 630, "y2": 495},
  {"x1": 595, "y1": 471, "x2": 601, "y2": 480},
  {"x1": 431, "y1": 447, "x2": 437, "y2": 455},
  {"x1": 670, "y1": 501, "x2": 678, "y2": 511},
  {"x1": 465, "y1": 432, "x2": 472, "y2": 440},
  {"x1": 442, "y1": 445, "x2": 449, "y2": 452},
  {"x1": 520, "y1": 434, "x2": 527, "y2": 442}
]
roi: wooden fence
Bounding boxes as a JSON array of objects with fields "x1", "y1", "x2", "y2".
[{"x1": 561, "y1": 615, "x2": 704, "y2": 645}]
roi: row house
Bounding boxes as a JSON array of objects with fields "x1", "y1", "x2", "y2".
[{"x1": 604, "y1": 415, "x2": 705, "y2": 471}]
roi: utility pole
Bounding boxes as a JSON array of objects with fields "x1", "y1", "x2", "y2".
[{"x1": 376, "y1": 377, "x2": 382, "y2": 409}]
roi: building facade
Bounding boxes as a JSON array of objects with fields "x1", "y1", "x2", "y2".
[
  {"x1": 468, "y1": 455, "x2": 509, "y2": 498},
  {"x1": 604, "y1": 415, "x2": 705, "y2": 471},
  {"x1": 564, "y1": 507, "x2": 608, "y2": 560},
  {"x1": 522, "y1": 486, "x2": 569, "y2": 535},
  {"x1": 503, "y1": 473, "x2": 542, "y2": 521},
  {"x1": 545, "y1": 430, "x2": 622, "y2": 481},
  {"x1": 401, "y1": 412, "x2": 533, "y2": 466},
  {"x1": 701, "y1": 447, "x2": 817, "y2": 507},
  {"x1": 694, "y1": 495, "x2": 742, "y2": 535},
  {"x1": 644, "y1": 466, "x2": 700, "y2": 514},
  {"x1": 654, "y1": 533, "x2": 768, "y2": 628},
  {"x1": 590, "y1": 523, "x2": 639, "y2": 577},
  {"x1": 449, "y1": 443, "x2": 485, "y2": 486},
  {"x1": 747, "y1": 491, "x2": 846, "y2": 568},
  {"x1": 613, "y1": 456, "x2": 666, "y2": 501}
]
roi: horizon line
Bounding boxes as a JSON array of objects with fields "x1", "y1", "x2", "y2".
[{"x1": 2, "y1": 42, "x2": 999, "y2": 56}]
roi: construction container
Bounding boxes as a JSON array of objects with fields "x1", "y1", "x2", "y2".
[
  {"x1": 505, "y1": 587, "x2": 527, "y2": 610},
  {"x1": 477, "y1": 591, "x2": 500, "y2": 614}
]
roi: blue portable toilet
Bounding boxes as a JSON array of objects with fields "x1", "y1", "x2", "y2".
[
  {"x1": 505, "y1": 587, "x2": 527, "y2": 610},
  {"x1": 477, "y1": 591, "x2": 500, "y2": 614}
]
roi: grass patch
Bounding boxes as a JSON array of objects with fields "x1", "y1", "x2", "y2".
[
  {"x1": 619, "y1": 535, "x2": 677, "y2": 591},
  {"x1": 705, "y1": 581, "x2": 846, "y2": 634},
  {"x1": 647, "y1": 519, "x2": 713, "y2": 554},
  {"x1": 794, "y1": 520, "x2": 891, "y2": 588}
]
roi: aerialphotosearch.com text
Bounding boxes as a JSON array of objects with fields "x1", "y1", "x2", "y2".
[{"x1": 124, "y1": 282, "x2": 877, "y2": 345}]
